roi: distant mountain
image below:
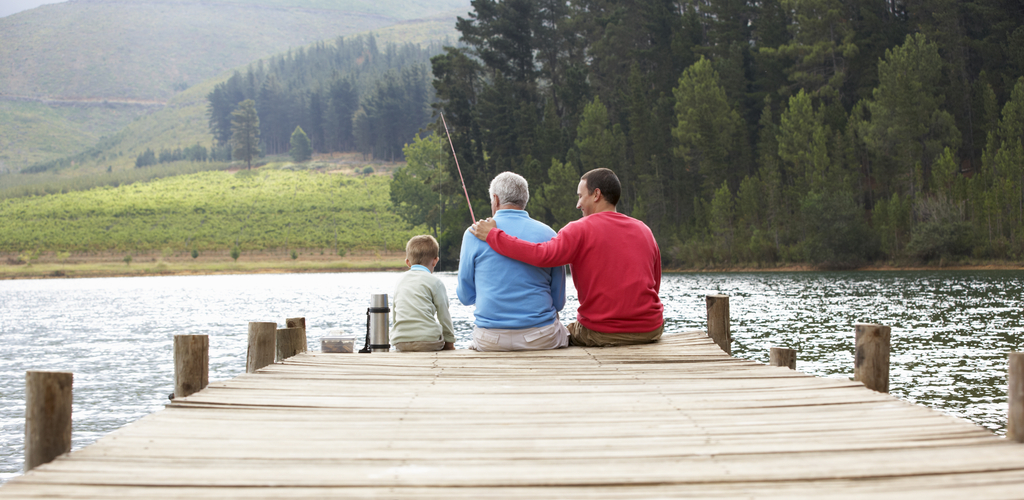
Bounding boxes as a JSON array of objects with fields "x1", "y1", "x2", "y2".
[
  {"x1": 0, "y1": 0, "x2": 469, "y2": 101},
  {"x1": 0, "y1": 0, "x2": 467, "y2": 171}
]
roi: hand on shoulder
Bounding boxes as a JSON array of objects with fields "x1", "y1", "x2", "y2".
[{"x1": 469, "y1": 218, "x2": 496, "y2": 241}]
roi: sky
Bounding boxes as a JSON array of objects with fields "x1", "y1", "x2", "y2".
[{"x1": 0, "y1": 0, "x2": 68, "y2": 18}]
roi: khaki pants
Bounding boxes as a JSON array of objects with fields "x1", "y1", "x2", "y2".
[
  {"x1": 393, "y1": 339, "x2": 446, "y2": 352},
  {"x1": 471, "y1": 319, "x2": 569, "y2": 352},
  {"x1": 567, "y1": 321, "x2": 663, "y2": 347}
]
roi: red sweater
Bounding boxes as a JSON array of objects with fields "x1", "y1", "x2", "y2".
[{"x1": 486, "y1": 211, "x2": 663, "y2": 333}]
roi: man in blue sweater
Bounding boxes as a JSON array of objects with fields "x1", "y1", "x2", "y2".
[{"x1": 457, "y1": 172, "x2": 568, "y2": 351}]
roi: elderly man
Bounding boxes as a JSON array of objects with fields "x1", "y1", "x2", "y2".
[
  {"x1": 470, "y1": 168, "x2": 663, "y2": 347},
  {"x1": 457, "y1": 171, "x2": 568, "y2": 351}
]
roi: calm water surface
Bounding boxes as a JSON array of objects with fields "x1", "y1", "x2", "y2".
[{"x1": 1, "y1": 270, "x2": 1021, "y2": 483}]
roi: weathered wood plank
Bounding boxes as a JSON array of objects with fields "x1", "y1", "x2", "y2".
[{"x1": 1, "y1": 330, "x2": 1018, "y2": 499}]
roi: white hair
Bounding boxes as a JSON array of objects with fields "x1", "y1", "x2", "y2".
[{"x1": 489, "y1": 171, "x2": 529, "y2": 209}]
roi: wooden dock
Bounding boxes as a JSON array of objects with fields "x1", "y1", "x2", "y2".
[{"x1": 4, "y1": 330, "x2": 1024, "y2": 498}]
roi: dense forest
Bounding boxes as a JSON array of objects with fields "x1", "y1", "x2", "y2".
[
  {"x1": 394, "y1": 0, "x2": 1024, "y2": 269},
  {"x1": 206, "y1": 34, "x2": 443, "y2": 162}
]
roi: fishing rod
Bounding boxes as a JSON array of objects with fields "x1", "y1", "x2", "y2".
[{"x1": 439, "y1": 112, "x2": 476, "y2": 222}]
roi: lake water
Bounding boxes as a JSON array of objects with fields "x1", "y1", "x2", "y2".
[{"x1": 1, "y1": 270, "x2": 1022, "y2": 483}]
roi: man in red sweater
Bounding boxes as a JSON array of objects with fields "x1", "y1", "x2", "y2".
[{"x1": 469, "y1": 168, "x2": 663, "y2": 347}]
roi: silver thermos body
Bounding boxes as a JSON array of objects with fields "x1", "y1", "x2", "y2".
[{"x1": 368, "y1": 293, "x2": 390, "y2": 352}]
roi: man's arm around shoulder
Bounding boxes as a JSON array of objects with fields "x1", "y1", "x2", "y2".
[{"x1": 470, "y1": 217, "x2": 579, "y2": 268}]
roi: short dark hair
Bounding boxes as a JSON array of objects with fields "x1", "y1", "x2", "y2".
[{"x1": 581, "y1": 168, "x2": 621, "y2": 206}]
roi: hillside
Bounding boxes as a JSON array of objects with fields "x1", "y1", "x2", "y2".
[
  {"x1": 4, "y1": 19, "x2": 454, "y2": 180},
  {"x1": 0, "y1": 168, "x2": 422, "y2": 255},
  {"x1": 0, "y1": 0, "x2": 467, "y2": 171},
  {"x1": 0, "y1": 0, "x2": 468, "y2": 100}
]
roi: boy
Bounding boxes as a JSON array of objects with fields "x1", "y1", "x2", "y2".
[{"x1": 391, "y1": 235, "x2": 456, "y2": 352}]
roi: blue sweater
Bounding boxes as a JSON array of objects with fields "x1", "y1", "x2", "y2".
[{"x1": 457, "y1": 209, "x2": 565, "y2": 329}]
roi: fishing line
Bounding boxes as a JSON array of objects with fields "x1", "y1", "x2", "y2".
[
  {"x1": 440, "y1": 112, "x2": 475, "y2": 222},
  {"x1": 438, "y1": 128, "x2": 443, "y2": 236}
]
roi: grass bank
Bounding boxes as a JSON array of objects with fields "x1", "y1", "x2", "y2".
[
  {"x1": 0, "y1": 167, "x2": 421, "y2": 254},
  {"x1": 0, "y1": 250, "x2": 406, "y2": 280}
]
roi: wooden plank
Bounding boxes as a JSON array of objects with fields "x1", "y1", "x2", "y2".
[{"x1": 1, "y1": 329, "x2": 1019, "y2": 498}]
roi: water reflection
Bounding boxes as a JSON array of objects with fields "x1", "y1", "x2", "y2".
[{"x1": 0, "y1": 270, "x2": 1021, "y2": 483}]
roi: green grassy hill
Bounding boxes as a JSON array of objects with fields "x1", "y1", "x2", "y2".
[
  {"x1": 0, "y1": 0, "x2": 466, "y2": 171},
  {"x1": 0, "y1": 168, "x2": 422, "y2": 255}
]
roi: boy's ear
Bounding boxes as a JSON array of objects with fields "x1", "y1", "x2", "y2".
[
  {"x1": 405, "y1": 258, "x2": 412, "y2": 268},
  {"x1": 432, "y1": 256, "x2": 440, "y2": 266}
]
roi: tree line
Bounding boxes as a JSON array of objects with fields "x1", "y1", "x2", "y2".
[
  {"x1": 206, "y1": 34, "x2": 444, "y2": 162},
  {"x1": 135, "y1": 144, "x2": 217, "y2": 167},
  {"x1": 408, "y1": 0, "x2": 1024, "y2": 268}
]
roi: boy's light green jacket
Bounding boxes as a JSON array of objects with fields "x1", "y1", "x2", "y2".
[{"x1": 391, "y1": 266, "x2": 456, "y2": 344}]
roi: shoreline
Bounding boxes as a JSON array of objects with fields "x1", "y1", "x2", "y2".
[
  {"x1": 0, "y1": 251, "x2": 408, "y2": 280},
  {"x1": 3, "y1": 251, "x2": 1022, "y2": 279}
]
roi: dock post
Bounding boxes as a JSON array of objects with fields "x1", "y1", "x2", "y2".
[
  {"x1": 174, "y1": 335, "x2": 208, "y2": 398},
  {"x1": 247, "y1": 322, "x2": 277, "y2": 373},
  {"x1": 706, "y1": 295, "x2": 731, "y2": 355},
  {"x1": 770, "y1": 347, "x2": 797, "y2": 369},
  {"x1": 25, "y1": 370, "x2": 72, "y2": 471},
  {"x1": 276, "y1": 327, "x2": 306, "y2": 362},
  {"x1": 285, "y1": 317, "x2": 306, "y2": 331},
  {"x1": 854, "y1": 324, "x2": 890, "y2": 393},
  {"x1": 284, "y1": 317, "x2": 307, "y2": 357},
  {"x1": 1008, "y1": 352, "x2": 1024, "y2": 442}
]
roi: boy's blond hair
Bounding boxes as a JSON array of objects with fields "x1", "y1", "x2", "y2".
[{"x1": 406, "y1": 235, "x2": 439, "y2": 266}]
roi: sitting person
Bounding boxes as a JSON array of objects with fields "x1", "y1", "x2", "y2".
[
  {"x1": 470, "y1": 168, "x2": 663, "y2": 347},
  {"x1": 391, "y1": 235, "x2": 456, "y2": 352},
  {"x1": 457, "y1": 171, "x2": 568, "y2": 351}
]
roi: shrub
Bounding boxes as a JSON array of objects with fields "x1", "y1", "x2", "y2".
[
  {"x1": 799, "y1": 190, "x2": 874, "y2": 268},
  {"x1": 905, "y1": 195, "x2": 971, "y2": 262}
]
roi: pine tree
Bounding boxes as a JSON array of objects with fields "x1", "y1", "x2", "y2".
[
  {"x1": 575, "y1": 96, "x2": 625, "y2": 177},
  {"x1": 768, "y1": 0, "x2": 858, "y2": 103},
  {"x1": 777, "y1": 90, "x2": 832, "y2": 194},
  {"x1": 290, "y1": 126, "x2": 312, "y2": 162},
  {"x1": 672, "y1": 57, "x2": 747, "y2": 199},
  {"x1": 860, "y1": 33, "x2": 961, "y2": 200},
  {"x1": 979, "y1": 77, "x2": 1024, "y2": 254},
  {"x1": 532, "y1": 158, "x2": 581, "y2": 230},
  {"x1": 708, "y1": 180, "x2": 736, "y2": 262},
  {"x1": 231, "y1": 99, "x2": 260, "y2": 170}
]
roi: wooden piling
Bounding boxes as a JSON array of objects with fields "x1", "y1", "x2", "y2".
[
  {"x1": 25, "y1": 370, "x2": 72, "y2": 471},
  {"x1": 285, "y1": 317, "x2": 306, "y2": 330},
  {"x1": 854, "y1": 323, "x2": 890, "y2": 393},
  {"x1": 247, "y1": 322, "x2": 277, "y2": 373},
  {"x1": 770, "y1": 347, "x2": 797, "y2": 369},
  {"x1": 276, "y1": 327, "x2": 306, "y2": 362},
  {"x1": 173, "y1": 335, "x2": 209, "y2": 398},
  {"x1": 283, "y1": 317, "x2": 307, "y2": 361},
  {"x1": 706, "y1": 295, "x2": 731, "y2": 355},
  {"x1": 1008, "y1": 352, "x2": 1024, "y2": 442}
]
